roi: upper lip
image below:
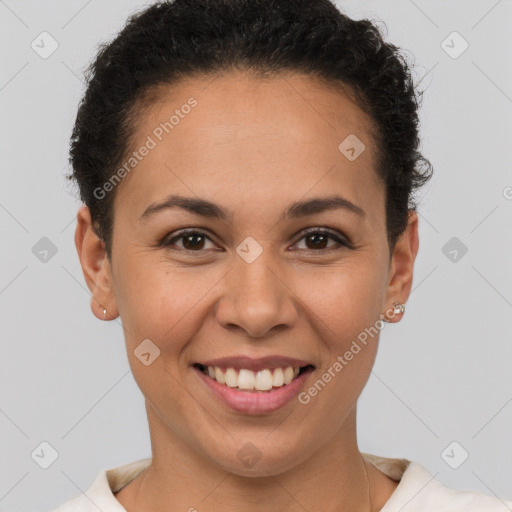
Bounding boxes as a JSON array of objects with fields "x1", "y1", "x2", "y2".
[{"x1": 196, "y1": 356, "x2": 314, "y2": 372}]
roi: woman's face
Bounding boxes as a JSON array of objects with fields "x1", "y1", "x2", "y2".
[{"x1": 76, "y1": 71, "x2": 418, "y2": 476}]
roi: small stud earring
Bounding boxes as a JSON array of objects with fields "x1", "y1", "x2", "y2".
[
  {"x1": 392, "y1": 302, "x2": 405, "y2": 315},
  {"x1": 103, "y1": 308, "x2": 107, "y2": 320}
]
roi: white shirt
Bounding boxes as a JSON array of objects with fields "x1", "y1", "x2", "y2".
[{"x1": 51, "y1": 452, "x2": 512, "y2": 511}]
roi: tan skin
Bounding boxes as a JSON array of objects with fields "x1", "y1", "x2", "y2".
[{"x1": 75, "y1": 71, "x2": 419, "y2": 511}]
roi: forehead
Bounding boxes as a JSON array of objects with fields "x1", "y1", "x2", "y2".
[
  {"x1": 114, "y1": 71, "x2": 383, "y2": 220},
  {"x1": 135, "y1": 71, "x2": 377, "y2": 156}
]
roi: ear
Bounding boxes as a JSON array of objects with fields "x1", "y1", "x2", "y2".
[
  {"x1": 384, "y1": 209, "x2": 419, "y2": 323},
  {"x1": 74, "y1": 205, "x2": 118, "y2": 320}
]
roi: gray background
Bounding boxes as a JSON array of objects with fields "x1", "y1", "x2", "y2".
[{"x1": 1, "y1": 0, "x2": 511, "y2": 510}]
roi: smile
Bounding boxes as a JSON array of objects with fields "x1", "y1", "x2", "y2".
[
  {"x1": 195, "y1": 363, "x2": 313, "y2": 392},
  {"x1": 193, "y1": 362, "x2": 315, "y2": 414}
]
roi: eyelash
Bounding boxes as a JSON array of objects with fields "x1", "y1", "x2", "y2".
[{"x1": 159, "y1": 227, "x2": 352, "y2": 254}]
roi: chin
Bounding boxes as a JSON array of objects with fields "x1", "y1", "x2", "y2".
[{"x1": 202, "y1": 438, "x2": 309, "y2": 478}]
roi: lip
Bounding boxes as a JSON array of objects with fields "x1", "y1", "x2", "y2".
[
  {"x1": 196, "y1": 355, "x2": 313, "y2": 371},
  {"x1": 194, "y1": 364, "x2": 315, "y2": 414}
]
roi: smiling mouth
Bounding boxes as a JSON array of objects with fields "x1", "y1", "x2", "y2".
[{"x1": 194, "y1": 363, "x2": 315, "y2": 393}]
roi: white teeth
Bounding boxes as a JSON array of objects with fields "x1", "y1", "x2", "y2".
[
  {"x1": 255, "y1": 369, "x2": 273, "y2": 390},
  {"x1": 202, "y1": 365, "x2": 305, "y2": 391},
  {"x1": 225, "y1": 368, "x2": 238, "y2": 387},
  {"x1": 214, "y1": 366, "x2": 225, "y2": 385},
  {"x1": 238, "y1": 369, "x2": 255, "y2": 390},
  {"x1": 283, "y1": 367, "x2": 294, "y2": 385},
  {"x1": 273, "y1": 368, "x2": 284, "y2": 387}
]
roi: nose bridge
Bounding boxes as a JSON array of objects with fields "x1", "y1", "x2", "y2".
[
  {"x1": 235, "y1": 251, "x2": 281, "y2": 303},
  {"x1": 216, "y1": 245, "x2": 297, "y2": 337}
]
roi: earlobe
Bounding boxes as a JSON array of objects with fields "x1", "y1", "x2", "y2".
[
  {"x1": 383, "y1": 210, "x2": 419, "y2": 323},
  {"x1": 74, "y1": 205, "x2": 119, "y2": 321}
]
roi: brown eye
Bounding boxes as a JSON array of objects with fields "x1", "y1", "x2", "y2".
[
  {"x1": 160, "y1": 227, "x2": 351, "y2": 253},
  {"x1": 304, "y1": 232, "x2": 330, "y2": 250},
  {"x1": 162, "y1": 230, "x2": 216, "y2": 251},
  {"x1": 181, "y1": 233, "x2": 207, "y2": 250},
  {"x1": 292, "y1": 228, "x2": 350, "y2": 252}
]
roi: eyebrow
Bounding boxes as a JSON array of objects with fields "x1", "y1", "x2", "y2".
[{"x1": 139, "y1": 194, "x2": 365, "y2": 222}]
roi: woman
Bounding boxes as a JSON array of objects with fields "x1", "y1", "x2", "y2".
[{"x1": 53, "y1": 0, "x2": 512, "y2": 510}]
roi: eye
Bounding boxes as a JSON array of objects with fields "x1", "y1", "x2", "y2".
[
  {"x1": 161, "y1": 229, "x2": 217, "y2": 251},
  {"x1": 291, "y1": 228, "x2": 351, "y2": 252},
  {"x1": 160, "y1": 227, "x2": 351, "y2": 253}
]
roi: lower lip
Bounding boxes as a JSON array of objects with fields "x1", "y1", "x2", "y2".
[{"x1": 194, "y1": 366, "x2": 313, "y2": 414}]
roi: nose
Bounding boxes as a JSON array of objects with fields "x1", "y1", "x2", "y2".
[{"x1": 214, "y1": 253, "x2": 299, "y2": 339}]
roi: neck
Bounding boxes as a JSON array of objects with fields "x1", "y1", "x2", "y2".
[{"x1": 117, "y1": 404, "x2": 379, "y2": 512}]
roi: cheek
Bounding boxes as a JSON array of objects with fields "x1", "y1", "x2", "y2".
[
  {"x1": 295, "y1": 259, "x2": 385, "y2": 394},
  {"x1": 298, "y1": 258, "x2": 386, "y2": 343},
  {"x1": 294, "y1": 285, "x2": 383, "y2": 431},
  {"x1": 115, "y1": 264, "x2": 207, "y2": 409},
  {"x1": 117, "y1": 260, "x2": 223, "y2": 356}
]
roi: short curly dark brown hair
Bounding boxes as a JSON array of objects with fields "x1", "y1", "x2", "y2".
[{"x1": 66, "y1": 0, "x2": 433, "y2": 260}]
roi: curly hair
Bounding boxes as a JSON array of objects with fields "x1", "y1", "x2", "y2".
[{"x1": 66, "y1": 0, "x2": 433, "y2": 260}]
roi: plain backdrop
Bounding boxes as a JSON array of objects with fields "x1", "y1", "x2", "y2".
[{"x1": 0, "y1": 0, "x2": 511, "y2": 510}]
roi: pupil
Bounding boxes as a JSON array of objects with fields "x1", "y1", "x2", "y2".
[
  {"x1": 307, "y1": 233, "x2": 327, "y2": 249},
  {"x1": 183, "y1": 234, "x2": 204, "y2": 250}
]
